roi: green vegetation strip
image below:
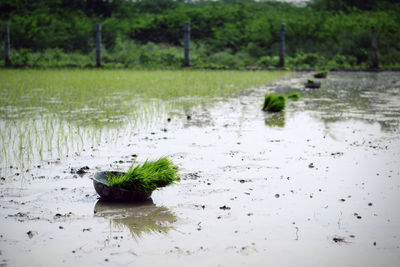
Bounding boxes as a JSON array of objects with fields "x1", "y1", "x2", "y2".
[
  {"x1": 0, "y1": 69, "x2": 289, "y2": 120},
  {"x1": 108, "y1": 157, "x2": 178, "y2": 194}
]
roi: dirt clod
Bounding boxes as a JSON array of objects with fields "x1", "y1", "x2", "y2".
[
  {"x1": 333, "y1": 237, "x2": 346, "y2": 243},
  {"x1": 27, "y1": 231, "x2": 38, "y2": 239}
]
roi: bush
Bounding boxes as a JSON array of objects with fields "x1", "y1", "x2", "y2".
[
  {"x1": 287, "y1": 52, "x2": 326, "y2": 68},
  {"x1": 256, "y1": 56, "x2": 279, "y2": 67},
  {"x1": 206, "y1": 51, "x2": 244, "y2": 68}
]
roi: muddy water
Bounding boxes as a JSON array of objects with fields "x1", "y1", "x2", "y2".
[{"x1": 1, "y1": 72, "x2": 400, "y2": 266}]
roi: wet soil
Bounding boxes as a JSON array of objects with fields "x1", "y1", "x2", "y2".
[{"x1": 1, "y1": 72, "x2": 400, "y2": 266}]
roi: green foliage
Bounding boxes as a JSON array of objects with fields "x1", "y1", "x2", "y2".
[
  {"x1": 262, "y1": 93, "x2": 286, "y2": 112},
  {"x1": 108, "y1": 157, "x2": 179, "y2": 194},
  {"x1": 287, "y1": 53, "x2": 326, "y2": 68},
  {"x1": 287, "y1": 92, "x2": 301, "y2": 100},
  {"x1": 1, "y1": 0, "x2": 400, "y2": 68},
  {"x1": 257, "y1": 56, "x2": 279, "y2": 68}
]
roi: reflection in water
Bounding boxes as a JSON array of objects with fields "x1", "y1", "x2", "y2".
[
  {"x1": 94, "y1": 199, "x2": 177, "y2": 239},
  {"x1": 264, "y1": 112, "x2": 286, "y2": 128}
]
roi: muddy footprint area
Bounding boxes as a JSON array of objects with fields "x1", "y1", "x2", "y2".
[{"x1": 1, "y1": 71, "x2": 400, "y2": 266}]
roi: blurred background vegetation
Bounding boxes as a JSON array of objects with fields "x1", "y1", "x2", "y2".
[{"x1": 1, "y1": 0, "x2": 399, "y2": 69}]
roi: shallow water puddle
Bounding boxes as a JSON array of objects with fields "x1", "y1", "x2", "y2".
[{"x1": 1, "y1": 72, "x2": 400, "y2": 266}]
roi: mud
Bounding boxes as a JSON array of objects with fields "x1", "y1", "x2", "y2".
[{"x1": 1, "y1": 72, "x2": 400, "y2": 266}]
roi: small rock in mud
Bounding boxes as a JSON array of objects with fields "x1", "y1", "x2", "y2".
[
  {"x1": 76, "y1": 166, "x2": 89, "y2": 175},
  {"x1": 27, "y1": 231, "x2": 38, "y2": 239},
  {"x1": 308, "y1": 163, "x2": 314, "y2": 168},
  {"x1": 54, "y1": 212, "x2": 73, "y2": 219},
  {"x1": 219, "y1": 205, "x2": 231, "y2": 210},
  {"x1": 183, "y1": 172, "x2": 201, "y2": 180}
]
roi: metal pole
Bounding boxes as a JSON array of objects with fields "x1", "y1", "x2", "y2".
[
  {"x1": 96, "y1": 23, "x2": 101, "y2": 68},
  {"x1": 279, "y1": 23, "x2": 285, "y2": 68},
  {"x1": 371, "y1": 26, "x2": 379, "y2": 69},
  {"x1": 5, "y1": 24, "x2": 11, "y2": 68},
  {"x1": 183, "y1": 22, "x2": 190, "y2": 67}
]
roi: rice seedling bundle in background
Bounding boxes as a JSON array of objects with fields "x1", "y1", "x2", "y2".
[
  {"x1": 288, "y1": 92, "x2": 301, "y2": 100},
  {"x1": 262, "y1": 93, "x2": 286, "y2": 112}
]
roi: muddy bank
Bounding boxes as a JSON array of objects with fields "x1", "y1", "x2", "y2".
[{"x1": 1, "y1": 72, "x2": 400, "y2": 266}]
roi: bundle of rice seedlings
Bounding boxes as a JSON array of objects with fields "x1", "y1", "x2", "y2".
[
  {"x1": 108, "y1": 157, "x2": 178, "y2": 194},
  {"x1": 314, "y1": 70, "x2": 329, "y2": 78},
  {"x1": 262, "y1": 93, "x2": 286, "y2": 112},
  {"x1": 287, "y1": 92, "x2": 301, "y2": 100}
]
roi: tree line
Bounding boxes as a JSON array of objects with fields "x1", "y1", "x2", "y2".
[{"x1": 1, "y1": 0, "x2": 399, "y2": 68}]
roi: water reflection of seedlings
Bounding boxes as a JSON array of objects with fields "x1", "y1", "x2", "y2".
[
  {"x1": 94, "y1": 199, "x2": 177, "y2": 239},
  {"x1": 264, "y1": 113, "x2": 285, "y2": 128}
]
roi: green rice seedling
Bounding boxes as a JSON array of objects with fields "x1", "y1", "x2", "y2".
[
  {"x1": 305, "y1": 79, "x2": 321, "y2": 88},
  {"x1": 314, "y1": 70, "x2": 329, "y2": 78},
  {"x1": 262, "y1": 93, "x2": 286, "y2": 112},
  {"x1": 287, "y1": 92, "x2": 301, "y2": 100},
  {"x1": 108, "y1": 157, "x2": 178, "y2": 194}
]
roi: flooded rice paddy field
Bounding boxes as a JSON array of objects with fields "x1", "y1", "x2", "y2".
[{"x1": 0, "y1": 71, "x2": 400, "y2": 266}]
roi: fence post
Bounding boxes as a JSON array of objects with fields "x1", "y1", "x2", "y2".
[
  {"x1": 96, "y1": 23, "x2": 101, "y2": 68},
  {"x1": 279, "y1": 23, "x2": 285, "y2": 68},
  {"x1": 183, "y1": 22, "x2": 190, "y2": 67},
  {"x1": 371, "y1": 26, "x2": 379, "y2": 69},
  {"x1": 4, "y1": 24, "x2": 11, "y2": 68}
]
